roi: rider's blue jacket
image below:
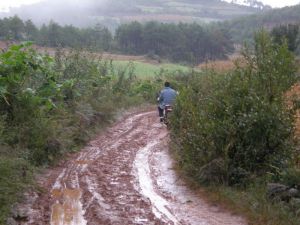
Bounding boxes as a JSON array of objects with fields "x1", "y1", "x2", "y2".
[{"x1": 158, "y1": 87, "x2": 177, "y2": 109}]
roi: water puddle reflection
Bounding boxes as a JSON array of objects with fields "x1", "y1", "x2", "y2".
[
  {"x1": 134, "y1": 141, "x2": 180, "y2": 224},
  {"x1": 50, "y1": 188, "x2": 86, "y2": 225},
  {"x1": 75, "y1": 160, "x2": 91, "y2": 165}
]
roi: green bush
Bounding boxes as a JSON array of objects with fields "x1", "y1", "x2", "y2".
[
  {"x1": 171, "y1": 30, "x2": 298, "y2": 186},
  {"x1": 0, "y1": 157, "x2": 32, "y2": 224},
  {"x1": 280, "y1": 168, "x2": 300, "y2": 188}
]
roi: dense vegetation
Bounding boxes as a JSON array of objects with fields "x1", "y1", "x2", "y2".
[
  {"x1": 0, "y1": 43, "x2": 164, "y2": 223},
  {"x1": 170, "y1": 30, "x2": 300, "y2": 224},
  {"x1": 115, "y1": 21, "x2": 234, "y2": 64},
  {"x1": 270, "y1": 24, "x2": 300, "y2": 53},
  {"x1": 0, "y1": 16, "x2": 112, "y2": 51},
  {"x1": 0, "y1": 16, "x2": 234, "y2": 65}
]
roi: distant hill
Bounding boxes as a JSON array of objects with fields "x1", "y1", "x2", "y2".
[
  {"x1": 223, "y1": 4, "x2": 300, "y2": 43},
  {"x1": 0, "y1": 0, "x2": 269, "y2": 29},
  {"x1": 221, "y1": 0, "x2": 268, "y2": 9}
]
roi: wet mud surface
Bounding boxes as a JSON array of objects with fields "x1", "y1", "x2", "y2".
[{"x1": 23, "y1": 111, "x2": 247, "y2": 225}]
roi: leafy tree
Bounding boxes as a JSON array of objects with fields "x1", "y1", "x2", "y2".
[
  {"x1": 271, "y1": 24, "x2": 299, "y2": 52},
  {"x1": 59, "y1": 25, "x2": 81, "y2": 48},
  {"x1": 115, "y1": 21, "x2": 234, "y2": 64},
  {"x1": 115, "y1": 22, "x2": 144, "y2": 54},
  {"x1": 47, "y1": 21, "x2": 63, "y2": 47},
  {"x1": 0, "y1": 19, "x2": 9, "y2": 39},
  {"x1": 8, "y1": 16, "x2": 25, "y2": 40},
  {"x1": 24, "y1": 19, "x2": 38, "y2": 41},
  {"x1": 88, "y1": 24, "x2": 112, "y2": 51}
]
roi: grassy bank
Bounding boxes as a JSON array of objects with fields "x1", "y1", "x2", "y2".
[{"x1": 215, "y1": 185, "x2": 300, "y2": 225}]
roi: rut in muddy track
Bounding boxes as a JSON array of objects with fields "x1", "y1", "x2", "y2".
[{"x1": 23, "y1": 111, "x2": 246, "y2": 225}]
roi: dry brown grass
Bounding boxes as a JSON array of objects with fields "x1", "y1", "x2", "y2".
[
  {"x1": 197, "y1": 55, "x2": 245, "y2": 73},
  {"x1": 0, "y1": 40, "x2": 11, "y2": 50},
  {"x1": 198, "y1": 59, "x2": 236, "y2": 72},
  {"x1": 285, "y1": 82, "x2": 300, "y2": 167},
  {"x1": 286, "y1": 83, "x2": 300, "y2": 135}
]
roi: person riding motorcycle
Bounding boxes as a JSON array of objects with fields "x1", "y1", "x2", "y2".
[{"x1": 157, "y1": 81, "x2": 177, "y2": 122}]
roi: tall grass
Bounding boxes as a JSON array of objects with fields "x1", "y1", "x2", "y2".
[{"x1": 206, "y1": 183, "x2": 300, "y2": 225}]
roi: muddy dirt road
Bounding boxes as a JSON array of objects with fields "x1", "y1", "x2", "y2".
[{"x1": 24, "y1": 111, "x2": 246, "y2": 225}]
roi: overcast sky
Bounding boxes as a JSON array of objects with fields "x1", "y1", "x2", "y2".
[
  {"x1": 0, "y1": 0, "x2": 299, "y2": 12},
  {"x1": 262, "y1": 0, "x2": 299, "y2": 8},
  {"x1": 0, "y1": 0, "x2": 42, "y2": 12}
]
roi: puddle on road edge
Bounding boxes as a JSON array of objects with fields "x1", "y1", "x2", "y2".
[
  {"x1": 50, "y1": 185, "x2": 87, "y2": 225},
  {"x1": 133, "y1": 141, "x2": 180, "y2": 225},
  {"x1": 50, "y1": 188, "x2": 87, "y2": 225}
]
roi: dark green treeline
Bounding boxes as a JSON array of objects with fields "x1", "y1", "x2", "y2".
[{"x1": 0, "y1": 16, "x2": 234, "y2": 64}]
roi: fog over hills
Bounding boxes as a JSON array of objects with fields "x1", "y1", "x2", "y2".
[
  {"x1": 0, "y1": 0, "x2": 270, "y2": 29},
  {"x1": 221, "y1": 0, "x2": 268, "y2": 9}
]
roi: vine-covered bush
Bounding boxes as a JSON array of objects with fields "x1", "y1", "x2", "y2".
[
  {"x1": 0, "y1": 43, "x2": 159, "y2": 165},
  {"x1": 171, "y1": 31, "x2": 298, "y2": 186}
]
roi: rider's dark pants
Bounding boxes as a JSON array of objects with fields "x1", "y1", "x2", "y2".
[{"x1": 158, "y1": 106, "x2": 164, "y2": 118}]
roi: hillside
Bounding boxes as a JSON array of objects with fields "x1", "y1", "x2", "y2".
[
  {"x1": 0, "y1": 0, "x2": 269, "y2": 29},
  {"x1": 221, "y1": 0, "x2": 268, "y2": 9},
  {"x1": 223, "y1": 4, "x2": 300, "y2": 43}
]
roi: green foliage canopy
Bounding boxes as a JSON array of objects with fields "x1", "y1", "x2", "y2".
[{"x1": 0, "y1": 16, "x2": 234, "y2": 65}]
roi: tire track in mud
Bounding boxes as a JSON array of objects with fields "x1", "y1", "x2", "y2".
[{"x1": 24, "y1": 111, "x2": 247, "y2": 225}]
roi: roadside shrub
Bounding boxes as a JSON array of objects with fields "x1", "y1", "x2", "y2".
[
  {"x1": 280, "y1": 168, "x2": 300, "y2": 188},
  {"x1": 0, "y1": 44, "x2": 159, "y2": 165},
  {"x1": 171, "y1": 30, "x2": 298, "y2": 186},
  {"x1": 0, "y1": 157, "x2": 32, "y2": 223}
]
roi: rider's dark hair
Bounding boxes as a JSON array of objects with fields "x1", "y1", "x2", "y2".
[{"x1": 164, "y1": 81, "x2": 170, "y2": 87}]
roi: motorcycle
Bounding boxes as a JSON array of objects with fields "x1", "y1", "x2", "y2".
[{"x1": 163, "y1": 104, "x2": 173, "y2": 125}]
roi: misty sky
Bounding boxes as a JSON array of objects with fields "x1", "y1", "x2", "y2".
[
  {"x1": 262, "y1": 0, "x2": 299, "y2": 7},
  {"x1": 0, "y1": 0, "x2": 42, "y2": 12},
  {"x1": 0, "y1": 0, "x2": 299, "y2": 12}
]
